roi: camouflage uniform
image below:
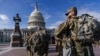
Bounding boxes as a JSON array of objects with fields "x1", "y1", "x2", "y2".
[
  {"x1": 55, "y1": 7, "x2": 82, "y2": 56},
  {"x1": 55, "y1": 22, "x2": 65, "y2": 56},
  {"x1": 77, "y1": 14, "x2": 95, "y2": 56},
  {"x1": 34, "y1": 28, "x2": 49, "y2": 56},
  {"x1": 68, "y1": 16, "x2": 82, "y2": 56},
  {"x1": 24, "y1": 33, "x2": 33, "y2": 56},
  {"x1": 55, "y1": 36, "x2": 63, "y2": 56}
]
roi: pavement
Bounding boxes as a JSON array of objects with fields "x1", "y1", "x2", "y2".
[
  {"x1": 0, "y1": 47, "x2": 27, "y2": 56},
  {"x1": 0, "y1": 44, "x2": 57, "y2": 56},
  {"x1": 0, "y1": 43, "x2": 100, "y2": 56},
  {"x1": 93, "y1": 46, "x2": 100, "y2": 56}
]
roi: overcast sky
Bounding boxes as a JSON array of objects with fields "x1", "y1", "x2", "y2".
[{"x1": 0, "y1": 0, "x2": 100, "y2": 29}]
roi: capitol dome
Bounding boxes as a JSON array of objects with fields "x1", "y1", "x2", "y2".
[{"x1": 27, "y1": 3, "x2": 45, "y2": 29}]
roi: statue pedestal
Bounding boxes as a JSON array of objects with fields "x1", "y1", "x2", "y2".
[{"x1": 10, "y1": 33, "x2": 23, "y2": 47}]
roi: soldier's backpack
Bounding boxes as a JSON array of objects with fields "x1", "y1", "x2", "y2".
[{"x1": 77, "y1": 14, "x2": 100, "y2": 42}]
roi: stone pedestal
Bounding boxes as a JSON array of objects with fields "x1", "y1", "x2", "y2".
[{"x1": 10, "y1": 33, "x2": 23, "y2": 47}]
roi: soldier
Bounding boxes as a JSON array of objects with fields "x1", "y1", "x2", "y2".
[
  {"x1": 77, "y1": 14, "x2": 95, "y2": 56},
  {"x1": 33, "y1": 27, "x2": 50, "y2": 56},
  {"x1": 65, "y1": 7, "x2": 82, "y2": 56},
  {"x1": 33, "y1": 27, "x2": 43, "y2": 56},
  {"x1": 56, "y1": 6, "x2": 100, "y2": 56},
  {"x1": 24, "y1": 33, "x2": 33, "y2": 56},
  {"x1": 55, "y1": 7, "x2": 82, "y2": 56},
  {"x1": 55, "y1": 24, "x2": 64, "y2": 56}
]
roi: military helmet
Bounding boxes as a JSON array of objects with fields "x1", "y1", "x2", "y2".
[{"x1": 65, "y1": 7, "x2": 77, "y2": 16}]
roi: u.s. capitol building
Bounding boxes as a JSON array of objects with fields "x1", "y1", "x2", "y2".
[{"x1": 0, "y1": 3, "x2": 55, "y2": 42}]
